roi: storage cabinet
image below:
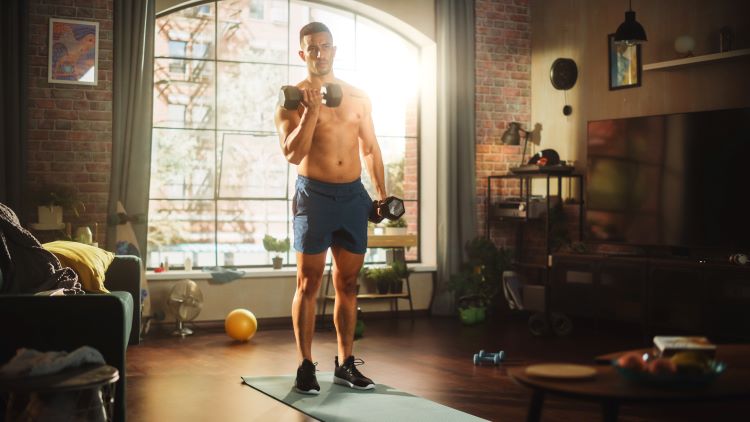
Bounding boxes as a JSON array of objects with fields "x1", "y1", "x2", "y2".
[{"x1": 551, "y1": 253, "x2": 750, "y2": 340}]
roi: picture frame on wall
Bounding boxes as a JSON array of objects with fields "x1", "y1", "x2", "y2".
[
  {"x1": 608, "y1": 33, "x2": 641, "y2": 90},
  {"x1": 48, "y1": 18, "x2": 99, "y2": 85}
]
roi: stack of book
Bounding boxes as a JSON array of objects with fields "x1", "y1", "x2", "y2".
[{"x1": 653, "y1": 336, "x2": 716, "y2": 358}]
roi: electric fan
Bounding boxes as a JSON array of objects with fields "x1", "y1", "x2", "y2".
[{"x1": 167, "y1": 279, "x2": 203, "y2": 337}]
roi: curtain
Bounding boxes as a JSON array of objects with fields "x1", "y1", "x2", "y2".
[
  {"x1": 0, "y1": 0, "x2": 28, "y2": 212},
  {"x1": 433, "y1": 0, "x2": 477, "y2": 315},
  {"x1": 109, "y1": 0, "x2": 155, "y2": 254}
]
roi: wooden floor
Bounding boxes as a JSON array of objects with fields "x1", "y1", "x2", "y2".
[{"x1": 126, "y1": 314, "x2": 748, "y2": 421}]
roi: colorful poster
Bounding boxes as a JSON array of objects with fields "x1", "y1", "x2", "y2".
[{"x1": 48, "y1": 19, "x2": 99, "y2": 85}]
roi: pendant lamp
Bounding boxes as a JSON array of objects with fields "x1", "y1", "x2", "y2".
[{"x1": 614, "y1": 0, "x2": 647, "y2": 45}]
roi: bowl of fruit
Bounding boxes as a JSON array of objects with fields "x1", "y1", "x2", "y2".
[{"x1": 612, "y1": 351, "x2": 726, "y2": 387}]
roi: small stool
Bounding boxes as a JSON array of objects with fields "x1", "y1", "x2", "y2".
[{"x1": 0, "y1": 364, "x2": 119, "y2": 422}]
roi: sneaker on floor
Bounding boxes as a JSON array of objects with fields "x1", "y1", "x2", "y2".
[
  {"x1": 334, "y1": 355, "x2": 375, "y2": 390},
  {"x1": 294, "y1": 359, "x2": 320, "y2": 395}
]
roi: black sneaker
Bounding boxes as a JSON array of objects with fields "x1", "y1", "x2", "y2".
[
  {"x1": 334, "y1": 356, "x2": 375, "y2": 390},
  {"x1": 294, "y1": 359, "x2": 320, "y2": 395}
]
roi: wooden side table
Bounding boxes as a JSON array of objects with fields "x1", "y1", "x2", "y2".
[{"x1": 0, "y1": 364, "x2": 119, "y2": 422}]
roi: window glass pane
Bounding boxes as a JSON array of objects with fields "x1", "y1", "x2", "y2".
[
  {"x1": 150, "y1": 129, "x2": 215, "y2": 199},
  {"x1": 218, "y1": 132, "x2": 289, "y2": 198},
  {"x1": 360, "y1": 136, "x2": 414, "y2": 200},
  {"x1": 288, "y1": 3, "x2": 355, "y2": 70},
  {"x1": 218, "y1": 0, "x2": 288, "y2": 63},
  {"x1": 217, "y1": 200, "x2": 292, "y2": 266},
  {"x1": 217, "y1": 62, "x2": 286, "y2": 131},
  {"x1": 154, "y1": 59, "x2": 215, "y2": 129},
  {"x1": 147, "y1": 199, "x2": 216, "y2": 268},
  {"x1": 155, "y1": 3, "x2": 215, "y2": 59},
  {"x1": 355, "y1": 17, "x2": 418, "y2": 137}
]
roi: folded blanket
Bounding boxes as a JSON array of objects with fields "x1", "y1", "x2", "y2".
[{"x1": 0, "y1": 346, "x2": 105, "y2": 377}]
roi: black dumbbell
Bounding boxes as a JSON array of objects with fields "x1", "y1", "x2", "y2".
[
  {"x1": 279, "y1": 83, "x2": 343, "y2": 110},
  {"x1": 369, "y1": 196, "x2": 405, "y2": 224}
]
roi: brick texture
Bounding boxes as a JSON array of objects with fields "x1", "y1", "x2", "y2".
[
  {"x1": 475, "y1": 0, "x2": 531, "y2": 251},
  {"x1": 26, "y1": 0, "x2": 113, "y2": 244}
]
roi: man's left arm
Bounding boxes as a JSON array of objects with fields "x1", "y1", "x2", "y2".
[{"x1": 358, "y1": 95, "x2": 387, "y2": 201}]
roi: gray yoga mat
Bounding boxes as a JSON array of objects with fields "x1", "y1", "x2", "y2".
[{"x1": 241, "y1": 372, "x2": 488, "y2": 422}]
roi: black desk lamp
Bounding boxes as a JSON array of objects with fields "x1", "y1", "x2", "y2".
[{"x1": 501, "y1": 122, "x2": 531, "y2": 167}]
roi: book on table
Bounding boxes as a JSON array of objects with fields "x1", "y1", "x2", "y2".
[{"x1": 653, "y1": 336, "x2": 716, "y2": 357}]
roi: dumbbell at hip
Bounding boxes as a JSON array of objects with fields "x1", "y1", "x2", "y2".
[
  {"x1": 473, "y1": 350, "x2": 505, "y2": 365},
  {"x1": 279, "y1": 83, "x2": 343, "y2": 110},
  {"x1": 369, "y1": 196, "x2": 406, "y2": 224}
]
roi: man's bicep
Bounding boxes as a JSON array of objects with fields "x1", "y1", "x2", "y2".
[{"x1": 275, "y1": 107, "x2": 299, "y2": 142}]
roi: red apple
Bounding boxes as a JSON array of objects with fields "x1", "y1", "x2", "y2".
[{"x1": 616, "y1": 352, "x2": 646, "y2": 371}]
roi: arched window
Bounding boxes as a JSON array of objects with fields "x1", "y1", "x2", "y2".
[{"x1": 150, "y1": 0, "x2": 422, "y2": 269}]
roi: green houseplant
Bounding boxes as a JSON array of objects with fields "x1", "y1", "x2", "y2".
[
  {"x1": 446, "y1": 237, "x2": 513, "y2": 325},
  {"x1": 367, "y1": 267, "x2": 400, "y2": 294},
  {"x1": 263, "y1": 235, "x2": 290, "y2": 269},
  {"x1": 33, "y1": 184, "x2": 85, "y2": 226},
  {"x1": 384, "y1": 217, "x2": 407, "y2": 235}
]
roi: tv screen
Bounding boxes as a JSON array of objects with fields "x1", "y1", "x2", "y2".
[{"x1": 586, "y1": 107, "x2": 750, "y2": 251}]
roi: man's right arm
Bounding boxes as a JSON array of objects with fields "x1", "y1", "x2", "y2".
[{"x1": 274, "y1": 88, "x2": 320, "y2": 165}]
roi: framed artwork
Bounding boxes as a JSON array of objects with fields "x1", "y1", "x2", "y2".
[
  {"x1": 608, "y1": 33, "x2": 641, "y2": 90},
  {"x1": 48, "y1": 18, "x2": 99, "y2": 85}
]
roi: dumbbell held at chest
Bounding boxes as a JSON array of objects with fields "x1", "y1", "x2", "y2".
[
  {"x1": 369, "y1": 196, "x2": 405, "y2": 224},
  {"x1": 279, "y1": 83, "x2": 343, "y2": 110}
]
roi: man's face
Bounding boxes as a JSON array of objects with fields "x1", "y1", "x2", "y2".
[{"x1": 299, "y1": 31, "x2": 336, "y2": 77}]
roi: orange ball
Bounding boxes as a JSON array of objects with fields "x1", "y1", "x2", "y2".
[{"x1": 224, "y1": 308, "x2": 257, "y2": 341}]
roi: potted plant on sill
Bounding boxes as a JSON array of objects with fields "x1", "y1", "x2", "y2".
[
  {"x1": 263, "y1": 235, "x2": 290, "y2": 269},
  {"x1": 384, "y1": 217, "x2": 407, "y2": 235},
  {"x1": 389, "y1": 260, "x2": 410, "y2": 294},
  {"x1": 33, "y1": 184, "x2": 85, "y2": 228}
]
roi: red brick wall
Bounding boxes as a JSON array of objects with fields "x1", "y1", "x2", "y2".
[
  {"x1": 26, "y1": 0, "x2": 113, "y2": 244},
  {"x1": 475, "y1": 0, "x2": 531, "y2": 250}
]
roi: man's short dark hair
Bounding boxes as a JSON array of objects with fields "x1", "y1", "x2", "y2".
[{"x1": 299, "y1": 22, "x2": 332, "y2": 46}]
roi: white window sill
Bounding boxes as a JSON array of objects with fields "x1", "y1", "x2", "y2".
[{"x1": 146, "y1": 264, "x2": 437, "y2": 281}]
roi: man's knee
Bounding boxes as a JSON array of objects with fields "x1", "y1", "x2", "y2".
[
  {"x1": 334, "y1": 269, "x2": 359, "y2": 296},
  {"x1": 297, "y1": 268, "x2": 324, "y2": 299}
]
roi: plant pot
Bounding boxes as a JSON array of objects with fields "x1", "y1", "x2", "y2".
[
  {"x1": 390, "y1": 279, "x2": 403, "y2": 294},
  {"x1": 38, "y1": 205, "x2": 63, "y2": 225},
  {"x1": 384, "y1": 227, "x2": 407, "y2": 235},
  {"x1": 376, "y1": 280, "x2": 390, "y2": 294},
  {"x1": 459, "y1": 306, "x2": 487, "y2": 325},
  {"x1": 362, "y1": 276, "x2": 376, "y2": 293},
  {"x1": 272, "y1": 256, "x2": 283, "y2": 270}
]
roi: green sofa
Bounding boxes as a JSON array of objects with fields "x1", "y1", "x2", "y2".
[{"x1": 0, "y1": 255, "x2": 142, "y2": 422}]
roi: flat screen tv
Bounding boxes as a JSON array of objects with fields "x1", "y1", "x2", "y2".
[{"x1": 586, "y1": 107, "x2": 750, "y2": 252}]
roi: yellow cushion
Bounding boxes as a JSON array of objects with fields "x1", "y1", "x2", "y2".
[{"x1": 43, "y1": 241, "x2": 115, "y2": 293}]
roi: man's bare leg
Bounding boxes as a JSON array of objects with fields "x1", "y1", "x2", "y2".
[
  {"x1": 292, "y1": 251, "x2": 327, "y2": 363},
  {"x1": 331, "y1": 246, "x2": 365, "y2": 359}
]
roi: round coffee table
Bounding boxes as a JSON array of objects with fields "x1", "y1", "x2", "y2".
[
  {"x1": 0, "y1": 364, "x2": 119, "y2": 421},
  {"x1": 509, "y1": 345, "x2": 750, "y2": 422}
]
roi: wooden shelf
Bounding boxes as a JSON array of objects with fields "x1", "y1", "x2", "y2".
[
  {"x1": 643, "y1": 48, "x2": 750, "y2": 71},
  {"x1": 367, "y1": 234, "x2": 417, "y2": 248}
]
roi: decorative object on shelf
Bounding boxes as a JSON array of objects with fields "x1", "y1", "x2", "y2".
[
  {"x1": 613, "y1": 0, "x2": 647, "y2": 45},
  {"x1": 33, "y1": 184, "x2": 85, "y2": 228},
  {"x1": 167, "y1": 279, "x2": 203, "y2": 337},
  {"x1": 384, "y1": 217, "x2": 407, "y2": 235},
  {"x1": 262, "y1": 234, "x2": 290, "y2": 269},
  {"x1": 674, "y1": 35, "x2": 696, "y2": 58},
  {"x1": 501, "y1": 122, "x2": 533, "y2": 166},
  {"x1": 48, "y1": 18, "x2": 99, "y2": 85},
  {"x1": 367, "y1": 267, "x2": 400, "y2": 294},
  {"x1": 609, "y1": 33, "x2": 642, "y2": 90},
  {"x1": 719, "y1": 26, "x2": 734, "y2": 52},
  {"x1": 75, "y1": 226, "x2": 93, "y2": 245},
  {"x1": 550, "y1": 58, "x2": 578, "y2": 116}
]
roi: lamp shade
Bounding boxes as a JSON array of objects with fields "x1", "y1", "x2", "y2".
[
  {"x1": 501, "y1": 122, "x2": 521, "y2": 145},
  {"x1": 614, "y1": 10, "x2": 647, "y2": 45}
]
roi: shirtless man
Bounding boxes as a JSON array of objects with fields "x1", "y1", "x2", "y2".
[{"x1": 274, "y1": 22, "x2": 387, "y2": 394}]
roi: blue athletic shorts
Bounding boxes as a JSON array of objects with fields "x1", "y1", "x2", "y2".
[{"x1": 292, "y1": 175, "x2": 372, "y2": 255}]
